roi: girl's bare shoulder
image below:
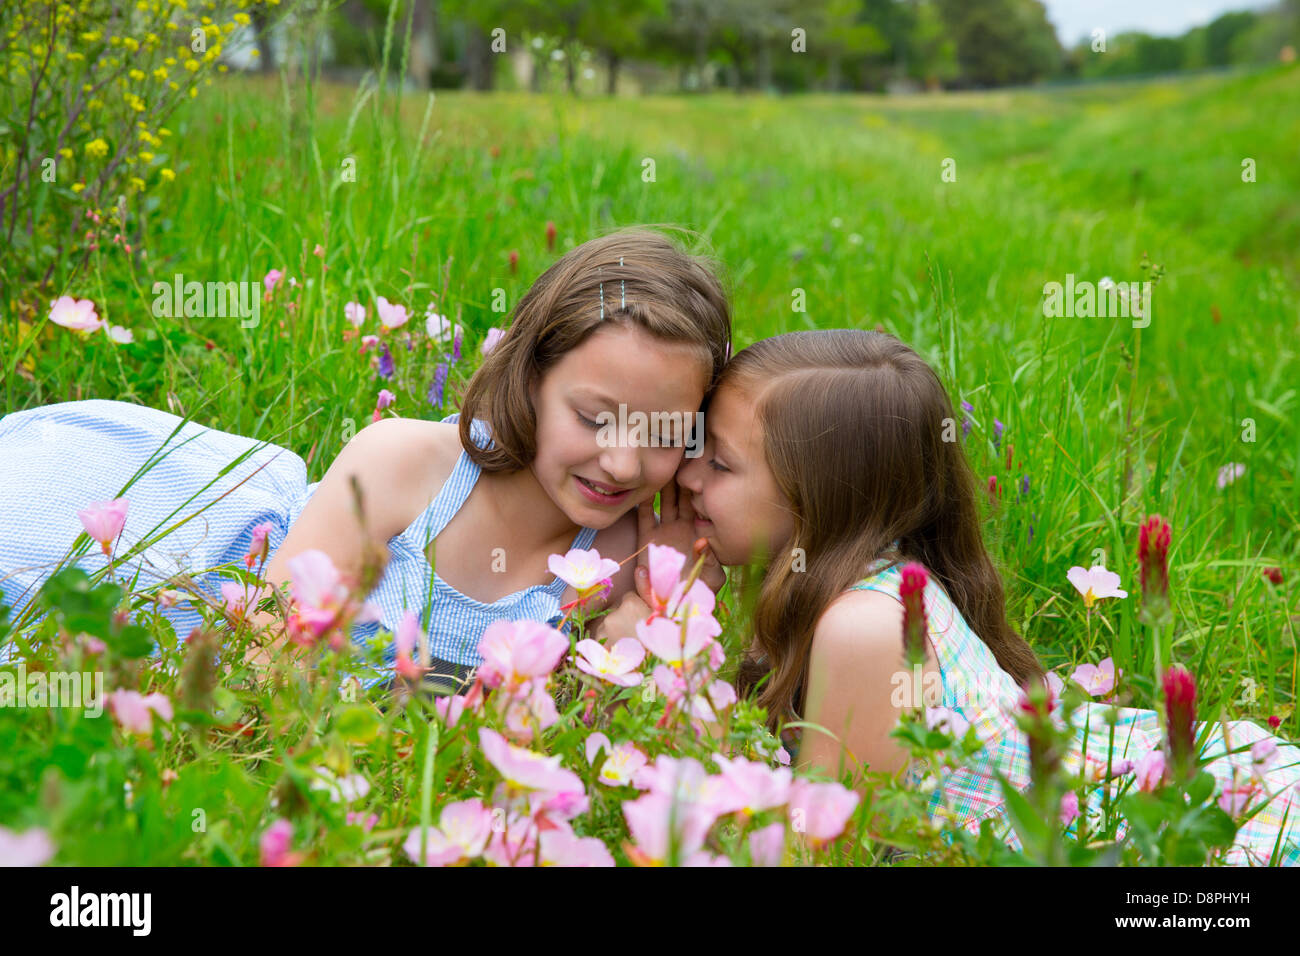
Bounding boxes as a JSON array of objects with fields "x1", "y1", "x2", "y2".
[{"x1": 343, "y1": 417, "x2": 464, "y2": 525}]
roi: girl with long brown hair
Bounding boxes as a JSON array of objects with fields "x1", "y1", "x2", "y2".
[{"x1": 604, "y1": 329, "x2": 1300, "y2": 863}]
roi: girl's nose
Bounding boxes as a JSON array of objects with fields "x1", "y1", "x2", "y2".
[
  {"x1": 597, "y1": 443, "x2": 641, "y2": 486},
  {"x1": 677, "y1": 454, "x2": 704, "y2": 493}
]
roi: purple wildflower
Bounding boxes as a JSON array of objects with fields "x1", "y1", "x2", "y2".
[
  {"x1": 427, "y1": 362, "x2": 448, "y2": 408},
  {"x1": 1020, "y1": 475, "x2": 1030, "y2": 497},
  {"x1": 451, "y1": 326, "x2": 463, "y2": 364},
  {"x1": 377, "y1": 345, "x2": 395, "y2": 380},
  {"x1": 993, "y1": 418, "x2": 1005, "y2": 449}
]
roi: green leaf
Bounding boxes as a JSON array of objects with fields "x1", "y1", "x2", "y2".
[{"x1": 334, "y1": 705, "x2": 381, "y2": 744}]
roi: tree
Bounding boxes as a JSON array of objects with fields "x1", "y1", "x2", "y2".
[{"x1": 935, "y1": 0, "x2": 1062, "y2": 87}]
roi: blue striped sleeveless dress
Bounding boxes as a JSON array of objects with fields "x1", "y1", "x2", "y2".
[
  {"x1": 0, "y1": 400, "x2": 597, "y2": 688},
  {"x1": 850, "y1": 560, "x2": 1300, "y2": 866}
]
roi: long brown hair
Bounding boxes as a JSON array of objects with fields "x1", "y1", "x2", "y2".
[
  {"x1": 728, "y1": 330, "x2": 1042, "y2": 731},
  {"x1": 458, "y1": 227, "x2": 732, "y2": 471}
]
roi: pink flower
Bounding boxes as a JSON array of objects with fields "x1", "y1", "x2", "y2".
[
  {"x1": 899, "y1": 562, "x2": 929, "y2": 667},
  {"x1": 548, "y1": 547, "x2": 620, "y2": 595},
  {"x1": 479, "y1": 727, "x2": 584, "y2": 796},
  {"x1": 537, "y1": 827, "x2": 615, "y2": 867},
  {"x1": 48, "y1": 295, "x2": 102, "y2": 332},
  {"x1": 1066, "y1": 565, "x2": 1128, "y2": 610},
  {"x1": 712, "y1": 754, "x2": 792, "y2": 816},
  {"x1": 309, "y1": 766, "x2": 371, "y2": 803},
  {"x1": 481, "y1": 811, "x2": 538, "y2": 867},
  {"x1": 1217, "y1": 462, "x2": 1246, "y2": 490},
  {"x1": 244, "y1": 521, "x2": 274, "y2": 569},
  {"x1": 260, "y1": 818, "x2": 301, "y2": 867},
  {"x1": 749, "y1": 822, "x2": 785, "y2": 867},
  {"x1": 1217, "y1": 783, "x2": 1260, "y2": 816},
  {"x1": 344, "y1": 301, "x2": 366, "y2": 327},
  {"x1": 220, "y1": 579, "x2": 268, "y2": 619},
  {"x1": 313, "y1": 243, "x2": 325, "y2": 257},
  {"x1": 346, "y1": 812, "x2": 379, "y2": 832},
  {"x1": 1069, "y1": 657, "x2": 1118, "y2": 697},
  {"x1": 623, "y1": 791, "x2": 714, "y2": 866},
  {"x1": 924, "y1": 706, "x2": 971, "y2": 737},
  {"x1": 1251, "y1": 737, "x2": 1278, "y2": 777},
  {"x1": 788, "y1": 779, "x2": 859, "y2": 846},
  {"x1": 106, "y1": 324, "x2": 134, "y2": 344},
  {"x1": 108, "y1": 689, "x2": 173, "y2": 735},
  {"x1": 394, "y1": 609, "x2": 423, "y2": 681},
  {"x1": 585, "y1": 732, "x2": 648, "y2": 786},
  {"x1": 1162, "y1": 664, "x2": 1197, "y2": 780},
  {"x1": 0, "y1": 826, "x2": 55, "y2": 867},
  {"x1": 403, "y1": 798, "x2": 494, "y2": 866},
  {"x1": 574, "y1": 637, "x2": 644, "y2": 687},
  {"x1": 481, "y1": 327, "x2": 505, "y2": 356},
  {"x1": 372, "y1": 387, "x2": 396, "y2": 423},
  {"x1": 476, "y1": 619, "x2": 569, "y2": 689},
  {"x1": 263, "y1": 269, "x2": 284, "y2": 294},
  {"x1": 375, "y1": 296, "x2": 409, "y2": 329},
  {"x1": 359, "y1": 334, "x2": 380, "y2": 352},
  {"x1": 645, "y1": 543, "x2": 688, "y2": 614},
  {"x1": 77, "y1": 497, "x2": 128, "y2": 555},
  {"x1": 1134, "y1": 749, "x2": 1166, "y2": 792},
  {"x1": 424, "y1": 309, "x2": 460, "y2": 343},
  {"x1": 1059, "y1": 790, "x2": 1079, "y2": 825},
  {"x1": 501, "y1": 679, "x2": 560, "y2": 744},
  {"x1": 434, "y1": 691, "x2": 479, "y2": 727},
  {"x1": 688, "y1": 679, "x2": 738, "y2": 722},
  {"x1": 664, "y1": 577, "x2": 721, "y2": 632},
  {"x1": 284, "y1": 549, "x2": 362, "y2": 644},
  {"x1": 629, "y1": 755, "x2": 727, "y2": 843},
  {"x1": 636, "y1": 615, "x2": 716, "y2": 668}
]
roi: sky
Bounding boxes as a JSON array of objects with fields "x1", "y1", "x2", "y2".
[{"x1": 1040, "y1": 0, "x2": 1281, "y2": 46}]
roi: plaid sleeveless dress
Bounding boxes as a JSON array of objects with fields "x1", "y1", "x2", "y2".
[
  {"x1": 0, "y1": 401, "x2": 595, "y2": 687},
  {"x1": 850, "y1": 560, "x2": 1300, "y2": 866}
]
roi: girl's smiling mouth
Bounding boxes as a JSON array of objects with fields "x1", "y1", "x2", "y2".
[{"x1": 575, "y1": 475, "x2": 633, "y2": 505}]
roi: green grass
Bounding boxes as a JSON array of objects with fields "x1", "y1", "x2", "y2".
[
  {"x1": 16, "y1": 63, "x2": 1298, "y2": 723},
  {"x1": 4, "y1": 62, "x2": 1300, "y2": 867}
]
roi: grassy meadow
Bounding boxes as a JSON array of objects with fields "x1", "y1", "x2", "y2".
[{"x1": 5, "y1": 59, "x2": 1300, "y2": 866}]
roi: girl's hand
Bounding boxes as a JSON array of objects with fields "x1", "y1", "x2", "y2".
[
  {"x1": 634, "y1": 477, "x2": 726, "y2": 595},
  {"x1": 596, "y1": 590, "x2": 653, "y2": 644}
]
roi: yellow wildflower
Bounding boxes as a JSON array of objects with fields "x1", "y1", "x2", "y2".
[
  {"x1": 72, "y1": 182, "x2": 86, "y2": 193},
  {"x1": 140, "y1": 151, "x2": 154, "y2": 162},
  {"x1": 233, "y1": 12, "x2": 249, "y2": 25},
  {"x1": 59, "y1": 147, "x2": 73, "y2": 159},
  {"x1": 81, "y1": 31, "x2": 101, "y2": 42},
  {"x1": 124, "y1": 37, "x2": 139, "y2": 52},
  {"x1": 129, "y1": 176, "x2": 146, "y2": 192},
  {"x1": 129, "y1": 68, "x2": 145, "y2": 82},
  {"x1": 184, "y1": 59, "x2": 198, "y2": 72},
  {"x1": 153, "y1": 66, "x2": 167, "y2": 81},
  {"x1": 85, "y1": 138, "x2": 109, "y2": 158},
  {"x1": 160, "y1": 168, "x2": 175, "y2": 182}
]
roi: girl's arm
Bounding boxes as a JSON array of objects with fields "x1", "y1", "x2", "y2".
[
  {"x1": 242, "y1": 418, "x2": 452, "y2": 669},
  {"x1": 796, "y1": 588, "x2": 921, "y2": 783}
]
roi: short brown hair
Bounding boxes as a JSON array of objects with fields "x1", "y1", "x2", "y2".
[{"x1": 459, "y1": 226, "x2": 732, "y2": 471}]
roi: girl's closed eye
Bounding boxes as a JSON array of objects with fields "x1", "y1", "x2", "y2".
[
  {"x1": 709, "y1": 458, "x2": 729, "y2": 473},
  {"x1": 576, "y1": 410, "x2": 603, "y2": 430}
]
